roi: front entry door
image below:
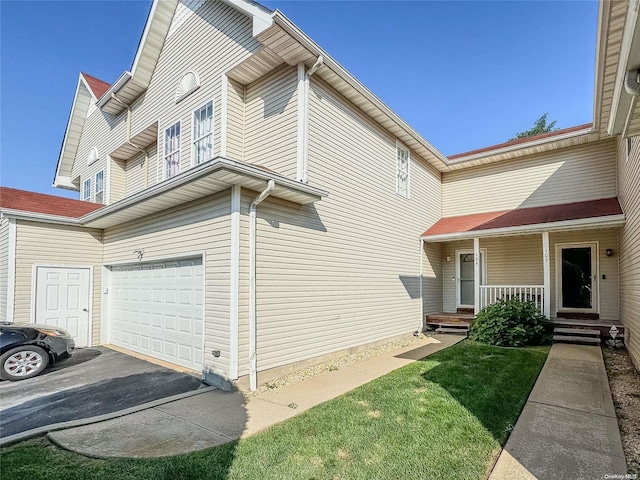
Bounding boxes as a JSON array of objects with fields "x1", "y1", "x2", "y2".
[
  {"x1": 34, "y1": 266, "x2": 91, "y2": 347},
  {"x1": 456, "y1": 250, "x2": 486, "y2": 308},
  {"x1": 557, "y1": 244, "x2": 598, "y2": 313}
]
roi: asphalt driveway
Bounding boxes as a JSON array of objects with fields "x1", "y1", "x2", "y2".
[{"x1": 0, "y1": 347, "x2": 204, "y2": 439}]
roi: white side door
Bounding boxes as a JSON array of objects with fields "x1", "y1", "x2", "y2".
[{"x1": 34, "y1": 266, "x2": 92, "y2": 347}]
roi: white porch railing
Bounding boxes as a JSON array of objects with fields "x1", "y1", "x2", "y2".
[{"x1": 479, "y1": 285, "x2": 546, "y2": 315}]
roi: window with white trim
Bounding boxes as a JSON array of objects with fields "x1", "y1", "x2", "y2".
[
  {"x1": 396, "y1": 143, "x2": 410, "y2": 198},
  {"x1": 164, "y1": 121, "x2": 181, "y2": 178},
  {"x1": 82, "y1": 178, "x2": 91, "y2": 201},
  {"x1": 95, "y1": 170, "x2": 104, "y2": 204},
  {"x1": 193, "y1": 101, "x2": 213, "y2": 165}
]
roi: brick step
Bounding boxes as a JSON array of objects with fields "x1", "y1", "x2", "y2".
[
  {"x1": 553, "y1": 328, "x2": 601, "y2": 337},
  {"x1": 552, "y1": 334, "x2": 601, "y2": 345},
  {"x1": 436, "y1": 327, "x2": 469, "y2": 335}
]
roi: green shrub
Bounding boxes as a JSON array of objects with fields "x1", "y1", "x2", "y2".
[{"x1": 469, "y1": 298, "x2": 551, "y2": 347}]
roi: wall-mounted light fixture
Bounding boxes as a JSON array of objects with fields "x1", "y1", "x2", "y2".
[
  {"x1": 446, "y1": 256, "x2": 452, "y2": 262},
  {"x1": 605, "y1": 248, "x2": 613, "y2": 257},
  {"x1": 133, "y1": 249, "x2": 145, "y2": 261}
]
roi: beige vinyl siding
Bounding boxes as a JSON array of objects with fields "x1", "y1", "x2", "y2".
[
  {"x1": 227, "y1": 78, "x2": 245, "y2": 160},
  {"x1": 440, "y1": 229, "x2": 619, "y2": 319},
  {"x1": 70, "y1": 108, "x2": 124, "y2": 201},
  {"x1": 130, "y1": 1, "x2": 261, "y2": 182},
  {"x1": 0, "y1": 220, "x2": 10, "y2": 321},
  {"x1": 13, "y1": 221, "x2": 103, "y2": 344},
  {"x1": 125, "y1": 146, "x2": 158, "y2": 196},
  {"x1": 243, "y1": 65, "x2": 298, "y2": 176},
  {"x1": 64, "y1": 1, "x2": 260, "y2": 200},
  {"x1": 236, "y1": 75, "x2": 442, "y2": 377},
  {"x1": 102, "y1": 191, "x2": 232, "y2": 378},
  {"x1": 617, "y1": 136, "x2": 640, "y2": 368},
  {"x1": 442, "y1": 139, "x2": 618, "y2": 216},
  {"x1": 109, "y1": 158, "x2": 126, "y2": 204}
]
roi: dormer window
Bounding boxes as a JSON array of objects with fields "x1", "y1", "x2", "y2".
[
  {"x1": 87, "y1": 147, "x2": 99, "y2": 165},
  {"x1": 175, "y1": 71, "x2": 200, "y2": 103}
]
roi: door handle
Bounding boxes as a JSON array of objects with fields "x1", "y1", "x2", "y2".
[{"x1": 83, "y1": 308, "x2": 89, "y2": 312}]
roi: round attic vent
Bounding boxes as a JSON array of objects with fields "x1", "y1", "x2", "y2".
[
  {"x1": 175, "y1": 71, "x2": 200, "y2": 103},
  {"x1": 87, "y1": 147, "x2": 99, "y2": 165}
]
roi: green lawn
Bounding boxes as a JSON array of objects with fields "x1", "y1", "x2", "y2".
[{"x1": 1, "y1": 341, "x2": 548, "y2": 480}]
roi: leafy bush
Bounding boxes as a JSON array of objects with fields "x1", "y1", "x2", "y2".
[{"x1": 469, "y1": 298, "x2": 551, "y2": 347}]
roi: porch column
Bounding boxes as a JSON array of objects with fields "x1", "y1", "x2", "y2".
[
  {"x1": 474, "y1": 237, "x2": 480, "y2": 315},
  {"x1": 542, "y1": 232, "x2": 551, "y2": 318}
]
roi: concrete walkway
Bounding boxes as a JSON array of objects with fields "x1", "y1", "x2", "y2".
[
  {"x1": 48, "y1": 334, "x2": 462, "y2": 458},
  {"x1": 489, "y1": 344, "x2": 627, "y2": 480}
]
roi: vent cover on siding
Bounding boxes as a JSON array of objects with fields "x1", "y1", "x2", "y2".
[
  {"x1": 87, "y1": 147, "x2": 99, "y2": 165},
  {"x1": 175, "y1": 71, "x2": 200, "y2": 103}
]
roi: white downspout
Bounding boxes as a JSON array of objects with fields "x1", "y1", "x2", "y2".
[
  {"x1": 297, "y1": 56, "x2": 324, "y2": 183},
  {"x1": 249, "y1": 179, "x2": 275, "y2": 391},
  {"x1": 419, "y1": 239, "x2": 424, "y2": 335}
]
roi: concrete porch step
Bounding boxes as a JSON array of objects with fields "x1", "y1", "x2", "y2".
[
  {"x1": 552, "y1": 334, "x2": 601, "y2": 345},
  {"x1": 553, "y1": 328, "x2": 601, "y2": 337},
  {"x1": 436, "y1": 327, "x2": 469, "y2": 335}
]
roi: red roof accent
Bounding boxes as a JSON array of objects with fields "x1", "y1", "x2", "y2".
[
  {"x1": 448, "y1": 123, "x2": 593, "y2": 160},
  {"x1": 81, "y1": 73, "x2": 111, "y2": 99},
  {"x1": 0, "y1": 187, "x2": 103, "y2": 219},
  {"x1": 422, "y1": 198, "x2": 623, "y2": 237}
]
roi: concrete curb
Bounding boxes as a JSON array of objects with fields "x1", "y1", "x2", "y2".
[{"x1": 0, "y1": 386, "x2": 217, "y2": 448}]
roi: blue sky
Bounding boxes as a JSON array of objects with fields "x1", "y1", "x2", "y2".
[{"x1": 1, "y1": 0, "x2": 599, "y2": 199}]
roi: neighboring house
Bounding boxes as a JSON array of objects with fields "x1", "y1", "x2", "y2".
[{"x1": 0, "y1": 0, "x2": 638, "y2": 389}]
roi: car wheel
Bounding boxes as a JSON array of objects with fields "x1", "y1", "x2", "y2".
[{"x1": 0, "y1": 346, "x2": 50, "y2": 381}]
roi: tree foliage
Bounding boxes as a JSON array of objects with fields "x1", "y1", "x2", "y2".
[{"x1": 509, "y1": 113, "x2": 558, "y2": 141}]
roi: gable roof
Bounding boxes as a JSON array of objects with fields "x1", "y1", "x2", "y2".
[
  {"x1": 81, "y1": 73, "x2": 111, "y2": 99},
  {"x1": 421, "y1": 197, "x2": 624, "y2": 241},
  {"x1": 0, "y1": 187, "x2": 103, "y2": 219},
  {"x1": 53, "y1": 72, "x2": 113, "y2": 190}
]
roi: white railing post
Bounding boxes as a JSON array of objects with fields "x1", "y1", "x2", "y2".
[
  {"x1": 474, "y1": 237, "x2": 480, "y2": 315},
  {"x1": 542, "y1": 232, "x2": 551, "y2": 318}
]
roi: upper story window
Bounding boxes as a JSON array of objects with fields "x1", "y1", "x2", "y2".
[
  {"x1": 87, "y1": 147, "x2": 99, "y2": 165},
  {"x1": 82, "y1": 178, "x2": 91, "y2": 201},
  {"x1": 164, "y1": 121, "x2": 181, "y2": 179},
  {"x1": 95, "y1": 170, "x2": 104, "y2": 204},
  {"x1": 396, "y1": 143, "x2": 410, "y2": 198},
  {"x1": 193, "y1": 101, "x2": 213, "y2": 165}
]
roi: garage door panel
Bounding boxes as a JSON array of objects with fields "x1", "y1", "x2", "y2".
[{"x1": 110, "y1": 257, "x2": 203, "y2": 371}]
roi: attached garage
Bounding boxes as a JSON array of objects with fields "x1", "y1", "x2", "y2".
[{"x1": 109, "y1": 257, "x2": 204, "y2": 372}]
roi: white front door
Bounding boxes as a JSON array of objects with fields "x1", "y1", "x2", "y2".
[
  {"x1": 456, "y1": 249, "x2": 487, "y2": 308},
  {"x1": 34, "y1": 266, "x2": 92, "y2": 347},
  {"x1": 109, "y1": 257, "x2": 204, "y2": 371}
]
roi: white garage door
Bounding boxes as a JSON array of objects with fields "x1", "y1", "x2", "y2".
[{"x1": 109, "y1": 258, "x2": 204, "y2": 371}]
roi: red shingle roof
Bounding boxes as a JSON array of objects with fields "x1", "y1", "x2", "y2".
[
  {"x1": 422, "y1": 198, "x2": 623, "y2": 237},
  {"x1": 0, "y1": 187, "x2": 103, "y2": 219},
  {"x1": 448, "y1": 123, "x2": 593, "y2": 160},
  {"x1": 81, "y1": 73, "x2": 111, "y2": 99}
]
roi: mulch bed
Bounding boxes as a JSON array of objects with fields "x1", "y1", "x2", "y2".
[{"x1": 602, "y1": 346, "x2": 640, "y2": 474}]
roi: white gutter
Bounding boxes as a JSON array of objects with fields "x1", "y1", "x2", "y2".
[
  {"x1": 447, "y1": 126, "x2": 596, "y2": 165},
  {"x1": 0, "y1": 208, "x2": 83, "y2": 226},
  {"x1": 420, "y1": 214, "x2": 626, "y2": 243},
  {"x1": 249, "y1": 179, "x2": 275, "y2": 391},
  {"x1": 96, "y1": 72, "x2": 132, "y2": 108}
]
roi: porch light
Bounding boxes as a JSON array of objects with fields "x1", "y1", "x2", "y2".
[{"x1": 605, "y1": 248, "x2": 613, "y2": 257}]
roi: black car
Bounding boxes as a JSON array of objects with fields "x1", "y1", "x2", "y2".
[{"x1": 0, "y1": 323, "x2": 75, "y2": 381}]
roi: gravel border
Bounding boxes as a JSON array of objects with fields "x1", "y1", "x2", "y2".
[
  {"x1": 602, "y1": 346, "x2": 640, "y2": 474},
  {"x1": 242, "y1": 334, "x2": 428, "y2": 397}
]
